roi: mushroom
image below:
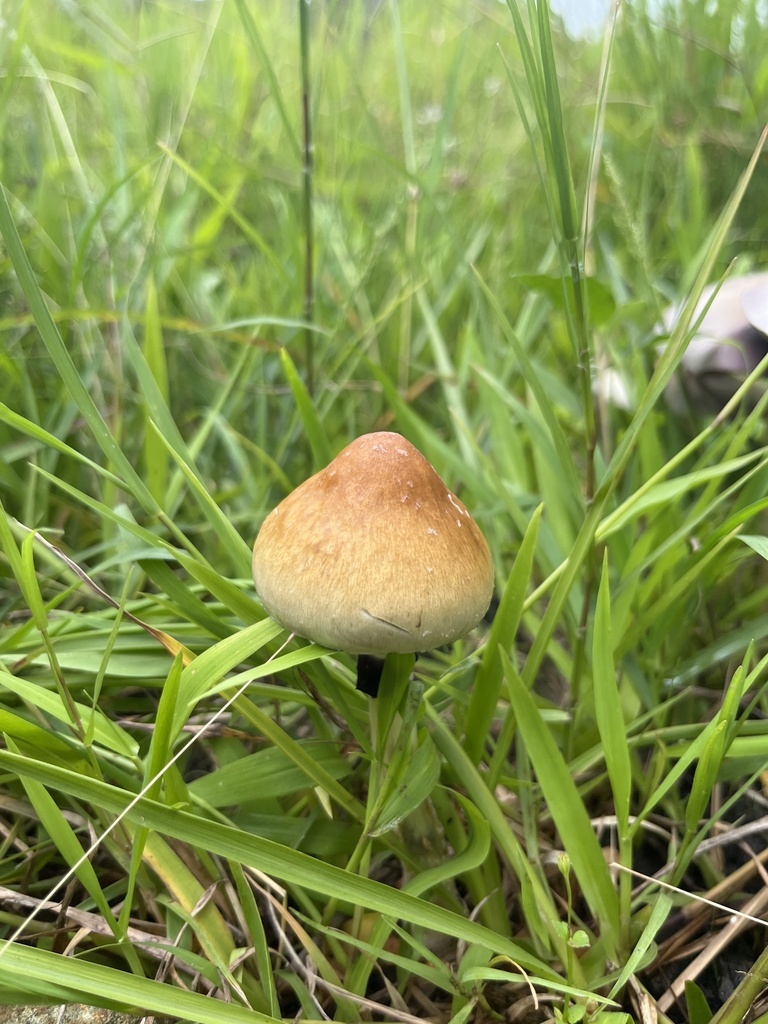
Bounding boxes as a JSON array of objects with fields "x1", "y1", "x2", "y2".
[
  {"x1": 594, "y1": 271, "x2": 768, "y2": 418},
  {"x1": 252, "y1": 431, "x2": 494, "y2": 695},
  {"x1": 661, "y1": 271, "x2": 768, "y2": 415}
]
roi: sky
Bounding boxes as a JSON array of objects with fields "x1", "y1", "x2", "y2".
[
  {"x1": 549, "y1": 0, "x2": 613, "y2": 38},
  {"x1": 546, "y1": 0, "x2": 768, "y2": 40}
]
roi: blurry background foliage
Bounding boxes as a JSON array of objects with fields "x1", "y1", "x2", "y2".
[{"x1": 1, "y1": 0, "x2": 766, "y2": 558}]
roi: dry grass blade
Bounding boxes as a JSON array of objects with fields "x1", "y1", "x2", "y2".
[
  {"x1": 0, "y1": 886, "x2": 169, "y2": 965},
  {"x1": 656, "y1": 887, "x2": 768, "y2": 1013},
  {"x1": 18, "y1": 526, "x2": 193, "y2": 663}
]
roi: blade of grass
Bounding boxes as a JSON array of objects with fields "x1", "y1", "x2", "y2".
[
  {"x1": 157, "y1": 143, "x2": 288, "y2": 279},
  {"x1": 120, "y1": 650, "x2": 185, "y2": 935},
  {"x1": 0, "y1": 747, "x2": 562, "y2": 982},
  {"x1": 426, "y1": 705, "x2": 577, "y2": 976},
  {"x1": 464, "y1": 503, "x2": 543, "y2": 766},
  {"x1": 231, "y1": 0, "x2": 302, "y2": 163},
  {"x1": 592, "y1": 551, "x2": 632, "y2": 953},
  {"x1": 298, "y1": 0, "x2": 315, "y2": 393},
  {"x1": 0, "y1": 668, "x2": 137, "y2": 757},
  {"x1": 501, "y1": 648, "x2": 620, "y2": 953},
  {"x1": 142, "y1": 277, "x2": 170, "y2": 505},
  {"x1": 472, "y1": 270, "x2": 583, "y2": 505},
  {"x1": 173, "y1": 618, "x2": 284, "y2": 730},
  {"x1": 148, "y1": 418, "x2": 253, "y2": 575},
  {"x1": 30, "y1": 468, "x2": 264, "y2": 623},
  {"x1": 0, "y1": 401, "x2": 125, "y2": 487},
  {"x1": 279, "y1": 346, "x2": 333, "y2": 468},
  {"x1": 389, "y1": 0, "x2": 418, "y2": 388},
  {"x1": 0, "y1": 183, "x2": 157, "y2": 514},
  {"x1": 230, "y1": 861, "x2": 279, "y2": 1017},
  {"x1": 0, "y1": 941, "x2": 277, "y2": 1024},
  {"x1": 513, "y1": 125, "x2": 768, "y2": 689}
]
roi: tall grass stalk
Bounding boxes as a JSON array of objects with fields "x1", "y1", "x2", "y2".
[{"x1": 299, "y1": 0, "x2": 315, "y2": 393}]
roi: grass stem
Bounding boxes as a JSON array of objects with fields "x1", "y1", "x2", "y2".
[{"x1": 299, "y1": 0, "x2": 315, "y2": 395}]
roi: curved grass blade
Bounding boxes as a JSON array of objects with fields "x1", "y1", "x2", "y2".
[
  {"x1": 0, "y1": 183, "x2": 157, "y2": 514},
  {"x1": 0, "y1": 748, "x2": 561, "y2": 982},
  {"x1": 501, "y1": 649, "x2": 620, "y2": 953},
  {"x1": 0, "y1": 942, "x2": 278, "y2": 1024},
  {"x1": 464, "y1": 503, "x2": 543, "y2": 765}
]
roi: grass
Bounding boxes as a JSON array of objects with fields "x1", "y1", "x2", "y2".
[{"x1": 1, "y1": 0, "x2": 768, "y2": 1021}]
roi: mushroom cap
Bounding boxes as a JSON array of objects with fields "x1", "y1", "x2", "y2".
[
  {"x1": 661, "y1": 271, "x2": 768, "y2": 413},
  {"x1": 661, "y1": 272, "x2": 768, "y2": 353},
  {"x1": 252, "y1": 432, "x2": 494, "y2": 655}
]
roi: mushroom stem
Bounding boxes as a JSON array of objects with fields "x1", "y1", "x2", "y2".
[
  {"x1": 340, "y1": 652, "x2": 416, "y2": 941},
  {"x1": 373, "y1": 657, "x2": 447, "y2": 869},
  {"x1": 356, "y1": 654, "x2": 386, "y2": 697},
  {"x1": 371, "y1": 653, "x2": 416, "y2": 760}
]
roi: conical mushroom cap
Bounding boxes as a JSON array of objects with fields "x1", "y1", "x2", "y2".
[
  {"x1": 252, "y1": 432, "x2": 494, "y2": 655},
  {"x1": 661, "y1": 271, "x2": 768, "y2": 413}
]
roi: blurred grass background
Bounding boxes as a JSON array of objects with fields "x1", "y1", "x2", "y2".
[
  {"x1": 1, "y1": 1, "x2": 768, "y2": 1022},
  {"x1": 3, "y1": 0, "x2": 765, "y2": 550}
]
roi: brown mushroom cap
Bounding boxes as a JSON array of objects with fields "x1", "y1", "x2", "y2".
[{"x1": 252, "y1": 432, "x2": 494, "y2": 655}]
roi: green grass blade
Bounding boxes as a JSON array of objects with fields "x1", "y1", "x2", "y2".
[
  {"x1": 231, "y1": 0, "x2": 302, "y2": 163},
  {"x1": 473, "y1": 268, "x2": 583, "y2": 505},
  {"x1": 158, "y1": 143, "x2": 289, "y2": 279},
  {"x1": 148, "y1": 418, "x2": 253, "y2": 574},
  {"x1": 173, "y1": 618, "x2": 284, "y2": 730},
  {"x1": 187, "y1": 739, "x2": 352, "y2": 807},
  {"x1": 427, "y1": 706, "x2": 575, "y2": 972},
  {"x1": 0, "y1": 183, "x2": 157, "y2": 514},
  {"x1": 0, "y1": 747, "x2": 561, "y2": 982},
  {"x1": 464, "y1": 503, "x2": 543, "y2": 765},
  {"x1": 608, "y1": 891, "x2": 674, "y2": 1000},
  {"x1": 6, "y1": 738, "x2": 126, "y2": 948},
  {"x1": 0, "y1": 668, "x2": 137, "y2": 756},
  {"x1": 279, "y1": 346, "x2": 333, "y2": 469},
  {"x1": 142, "y1": 277, "x2": 170, "y2": 505},
  {"x1": 600, "y1": 124, "x2": 768, "y2": 492},
  {"x1": 0, "y1": 401, "x2": 125, "y2": 487},
  {"x1": 501, "y1": 649, "x2": 620, "y2": 951},
  {"x1": 0, "y1": 942, "x2": 277, "y2": 1023},
  {"x1": 592, "y1": 552, "x2": 631, "y2": 834},
  {"x1": 31, "y1": 468, "x2": 264, "y2": 623}
]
